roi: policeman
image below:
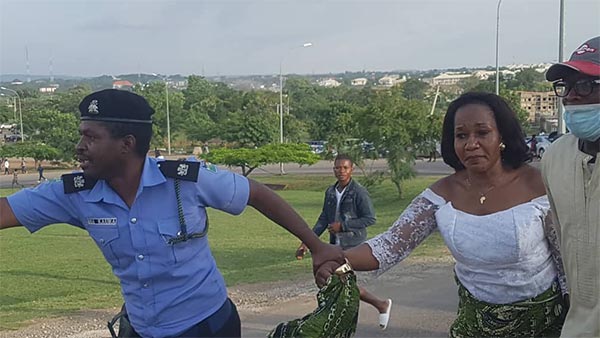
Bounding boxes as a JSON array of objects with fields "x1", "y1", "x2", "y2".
[{"x1": 0, "y1": 89, "x2": 344, "y2": 338}]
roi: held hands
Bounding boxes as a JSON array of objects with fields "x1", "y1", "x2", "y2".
[
  {"x1": 328, "y1": 221, "x2": 342, "y2": 234},
  {"x1": 309, "y1": 242, "x2": 345, "y2": 284},
  {"x1": 315, "y1": 260, "x2": 342, "y2": 288}
]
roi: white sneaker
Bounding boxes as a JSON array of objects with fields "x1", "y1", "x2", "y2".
[{"x1": 379, "y1": 299, "x2": 392, "y2": 330}]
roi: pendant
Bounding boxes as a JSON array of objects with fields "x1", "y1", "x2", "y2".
[{"x1": 479, "y1": 196, "x2": 486, "y2": 204}]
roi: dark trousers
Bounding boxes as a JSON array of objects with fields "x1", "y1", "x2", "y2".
[{"x1": 129, "y1": 298, "x2": 240, "y2": 338}]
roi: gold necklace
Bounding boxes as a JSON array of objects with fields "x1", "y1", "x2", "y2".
[{"x1": 465, "y1": 176, "x2": 498, "y2": 205}]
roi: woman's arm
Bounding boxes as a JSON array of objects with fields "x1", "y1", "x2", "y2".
[{"x1": 316, "y1": 193, "x2": 440, "y2": 285}]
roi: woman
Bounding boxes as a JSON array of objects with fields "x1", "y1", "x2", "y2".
[{"x1": 317, "y1": 92, "x2": 567, "y2": 337}]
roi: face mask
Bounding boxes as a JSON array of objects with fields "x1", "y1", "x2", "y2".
[{"x1": 564, "y1": 103, "x2": 600, "y2": 142}]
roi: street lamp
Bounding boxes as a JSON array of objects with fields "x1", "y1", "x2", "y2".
[
  {"x1": 150, "y1": 74, "x2": 171, "y2": 155},
  {"x1": 557, "y1": 0, "x2": 566, "y2": 134},
  {"x1": 495, "y1": 0, "x2": 503, "y2": 95},
  {"x1": 0, "y1": 87, "x2": 24, "y2": 143},
  {"x1": 279, "y1": 42, "x2": 312, "y2": 174}
]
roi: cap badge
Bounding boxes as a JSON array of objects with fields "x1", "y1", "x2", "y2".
[
  {"x1": 88, "y1": 100, "x2": 99, "y2": 114},
  {"x1": 574, "y1": 43, "x2": 596, "y2": 55}
]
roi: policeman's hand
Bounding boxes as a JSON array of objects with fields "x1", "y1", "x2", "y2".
[
  {"x1": 295, "y1": 243, "x2": 308, "y2": 260},
  {"x1": 310, "y1": 242, "x2": 344, "y2": 277},
  {"x1": 328, "y1": 222, "x2": 342, "y2": 234},
  {"x1": 315, "y1": 260, "x2": 341, "y2": 288}
]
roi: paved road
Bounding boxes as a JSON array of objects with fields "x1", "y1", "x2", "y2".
[
  {"x1": 0, "y1": 159, "x2": 456, "y2": 189},
  {"x1": 240, "y1": 262, "x2": 457, "y2": 337}
]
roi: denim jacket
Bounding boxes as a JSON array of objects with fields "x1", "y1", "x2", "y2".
[{"x1": 312, "y1": 179, "x2": 376, "y2": 249}]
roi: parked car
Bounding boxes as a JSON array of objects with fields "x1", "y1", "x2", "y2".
[
  {"x1": 525, "y1": 135, "x2": 552, "y2": 158},
  {"x1": 307, "y1": 140, "x2": 327, "y2": 154}
]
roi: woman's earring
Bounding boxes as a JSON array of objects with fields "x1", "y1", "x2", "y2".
[{"x1": 499, "y1": 142, "x2": 506, "y2": 151}]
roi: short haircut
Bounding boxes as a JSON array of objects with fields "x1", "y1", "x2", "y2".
[
  {"x1": 441, "y1": 92, "x2": 529, "y2": 170},
  {"x1": 334, "y1": 154, "x2": 354, "y2": 165},
  {"x1": 101, "y1": 121, "x2": 153, "y2": 157}
]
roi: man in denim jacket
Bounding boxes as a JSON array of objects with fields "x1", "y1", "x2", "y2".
[{"x1": 296, "y1": 154, "x2": 392, "y2": 329}]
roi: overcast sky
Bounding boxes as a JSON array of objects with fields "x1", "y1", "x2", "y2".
[{"x1": 1, "y1": 0, "x2": 599, "y2": 77}]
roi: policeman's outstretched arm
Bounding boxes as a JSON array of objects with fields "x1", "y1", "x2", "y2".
[
  {"x1": 247, "y1": 179, "x2": 345, "y2": 274},
  {"x1": 0, "y1": 198, "x2": 21, "y2": 229}
]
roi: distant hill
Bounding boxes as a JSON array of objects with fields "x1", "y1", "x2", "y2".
[{"x1": 0, "y1": 74, "x2": 83, "y2": 82}]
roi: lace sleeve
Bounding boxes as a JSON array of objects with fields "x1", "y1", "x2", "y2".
[
  {"x1": 365, "y1": 192, "x2": 440, "y2": 274},
  {"x1": 544, "y1": 208, "x2": 568, "y2": 296}
]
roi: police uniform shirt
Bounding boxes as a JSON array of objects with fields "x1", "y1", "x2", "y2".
[{"x1": 7, "y1": 157, "x2": 250, "y2": 338}]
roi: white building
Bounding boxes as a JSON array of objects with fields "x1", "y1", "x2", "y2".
[
  {"x1": 431, "y1": 72, "x2": 473, "y2": 86},
  {"x1": 351, "y1": 78, "x2": 368, "y2": 86},
  {"x1": 318, "y1": 78, "x2": 341, "y2": 88}
]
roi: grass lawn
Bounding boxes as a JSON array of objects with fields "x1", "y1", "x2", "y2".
[{"x1": 0, "y1": 175, "x2": 448, "y2": 330}]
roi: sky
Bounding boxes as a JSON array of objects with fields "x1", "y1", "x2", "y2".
[{"x1": 1, "y1": 0, "x2": 599, "y2": 78}]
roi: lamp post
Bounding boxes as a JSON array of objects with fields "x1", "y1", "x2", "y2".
[
  {"x1": 0, "y1": 87, "x2": 24, "y2": 142},
  {"x1": 495, "y1": 0, "x2": 503, "y2": 95},
  {"x1": 164, "y1": 79, "x2": 171, "y2": 155},
  {"x1": 557, "y1": 0, "x2": 566, "y2": 134},
  {"x1": 279, "y1": 42, "x2": 312, "y2": 174},
  {"x1": 150, "y1": 74, "x2": 171, "y2": 155}
]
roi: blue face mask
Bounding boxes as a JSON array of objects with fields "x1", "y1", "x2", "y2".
[{"x1": 564, "y1": 103, "x2": 600, "y2": 142}]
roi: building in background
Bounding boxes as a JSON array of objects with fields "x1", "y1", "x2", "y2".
[{"x1": 518, "y1": 91, "x2": 559, "y2": 122}]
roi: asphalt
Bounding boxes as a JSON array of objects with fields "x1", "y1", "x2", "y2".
[
  {"x1": 239, "y1": 262, "x2": 458, "y2": 337},
  {"x1": 0, "y1": 158, "x2": 456, "y2": 189}
]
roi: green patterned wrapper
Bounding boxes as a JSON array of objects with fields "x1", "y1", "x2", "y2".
[
  {"x1": 450, "y1": 278, "x2": 566, "y2": 338},
  {"x1": 268, "y1": 269, "x2": 360, "y2": 338}
]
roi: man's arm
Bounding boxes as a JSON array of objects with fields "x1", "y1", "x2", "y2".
[
  {"x1": 0, "y1": 198, "x2": 22, "y2": 230},
  {"x1": 247, "y1": 179, "x2": 344, "y2": 273}
]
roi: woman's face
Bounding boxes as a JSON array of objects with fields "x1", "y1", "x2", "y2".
[{"x1": 453, "y1": 103, "x2": 503, "y2": 172}]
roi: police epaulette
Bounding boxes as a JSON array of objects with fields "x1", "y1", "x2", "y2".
[
  {"x1": 62, "y1": 172, "x2": 98, "y2": 194},
  {"x1": 157, "y1": 160, "x2": 200, "y2": 182}
]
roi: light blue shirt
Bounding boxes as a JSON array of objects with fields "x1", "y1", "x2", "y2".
[{"x1": 8, "y1": 157, "x2": 250, "y2": 338}]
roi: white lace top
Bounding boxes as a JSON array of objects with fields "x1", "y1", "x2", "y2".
[{"x1": 366, "y1": 188, "x2": 564, "y2": 304}]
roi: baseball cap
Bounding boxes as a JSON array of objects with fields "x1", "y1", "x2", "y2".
[
  {"x1": 546, "y1": 36, "x2": 600, "y2": 81},
  {"x1": 78, "y1": 89, "x2": 154, "y2": 124}
]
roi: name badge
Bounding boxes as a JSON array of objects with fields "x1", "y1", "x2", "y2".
[{"x1": 87, "y1": 218, "x2": 117, "y2": 225}]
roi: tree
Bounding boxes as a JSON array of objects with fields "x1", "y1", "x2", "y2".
[
  {"x1": 400, "y1": 79, "x2": 430, "y2": 100},
  {"x1": 205, "y1": 143, "x2": 319, "y2": 176},
  {"x1": 359, "y1": 87, "x2": 431, "y2": 197},
  {"x1": 51, "y1": 85, "x2": 92, "y2": 116},
  {"x1": 219, "y1": 91, "x2": 278, "y2": 147},
  {"x1": 24, "y1": 108, "x2": 80, "y2": 161},
  {"x1": 0, "y1": 142, "x2": 60, "y2": 165},
  {"x1": 135, "y1": 83, "x2": 185, "y2": 149}
]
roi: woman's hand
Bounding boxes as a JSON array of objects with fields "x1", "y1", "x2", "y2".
[
  {"x1": 314, "y1": 260, "x2": 342, "y2": 287},
  {"x1": 309, "y1": 242, "x2": 344, "y2": 280}
]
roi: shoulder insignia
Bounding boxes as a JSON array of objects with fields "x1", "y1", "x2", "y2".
[
  {"x1": 158, "y1": 160, "x2": 200, "y2": 182},
  {"x1": 62, "y1": 173, "x2": 98, "y2": 194}
]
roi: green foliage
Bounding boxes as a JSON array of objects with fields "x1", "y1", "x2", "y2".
[
  {"x1": 359, "y1": 87, "x2": 431, "y2": 197},
  {"x1": 50, "y1": 85, "x2": 92, "y2": 116},
  {"x1": 134, "y1": 82, "x2": 185, "y2": 149},
  {"x1": 219, "y1": 91, "x2": 279, "y2": 147},
  {"x1": 206, "y1": 143, "x2": 319, "y2": 176},
  {"x1": 0, "y1": 142, "x2": 60, "y2": 161},
  {"x1": 24, "y1": 108, "x2": 79, "y2": 161},
  {"x1": 400, "y1": 78, "x2": 430, "y2": 100}
]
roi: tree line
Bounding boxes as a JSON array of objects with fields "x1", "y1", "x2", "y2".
[{"x1": 0, "y1": 68, "x2": 548, "y2": 196}]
